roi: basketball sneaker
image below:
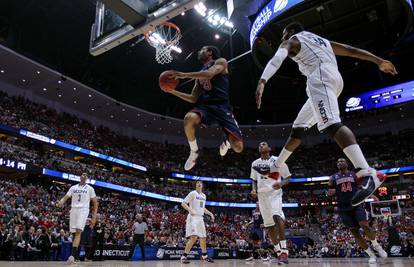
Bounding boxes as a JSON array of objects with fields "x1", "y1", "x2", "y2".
[
  {"x1": 365, "y1": 247, "x2": 377, "y2": 263},
  {"x1": 278, "y1": 251, "x2": 289, "y2": 265},
  {"x1": 201, "y1": 255, "x2": 214, "y2": 262},
  {"x1": 180, "y1": 255, "x2": 190, "y2": 264},
  {"x1": 184, "y1": 150, "x2": 199, "y2": 171},
  {"x1": 245, "y1": 256, "x2": 254, "y2": 261},
  {"x1": 352, "y1": 168, "x2": 386, "y2": 206},
  {"x1": 373, "y1": 244, "x2": 388, "y2": 258},
  {"x1": 219, "y1": 139, "x2": 231, "y2": 157},
  {"x1": 67, "y1": 255, "x2": 76, "y2": 265}
]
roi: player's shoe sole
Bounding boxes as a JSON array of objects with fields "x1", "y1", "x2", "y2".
[
  {"x1": 352, "y1": 169, "x2": 386, "y2": 206},
  {"x1": 219, "y1": 140, "x2": 231, "y2": 157},
  {"x1": 184, "y1": 150, "x2": 199, "y2": 171}
]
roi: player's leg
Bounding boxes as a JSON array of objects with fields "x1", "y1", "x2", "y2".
[
  {"x1": 198, "y1": 218, "x2": 213, "y2": 262},
  {"x1": 349, "y1": 228, "x2": 377, "y2": 263},
  {"x1": 273, "y1": 99, "x2": 316, "y2": 176},
  {"x1": 183, "y1": 111, "x2": 202, "y2": 170},
  {"x1": 272, "y1": 192, "x2": 288, "y2": 264},
  {"x1": 218, "y1": 106, "x2": 243, "y2": 155},
  {"x1": 310, "y1": 68, "x2": 383, "y2": 205},
  {"x1": 356, "y1": 207, "x2": 387, "y2": 258},
  {"x1": 339, "y1": 209, "x2": 376, "y2": 263},
  {"x1": 181, "y1": 235, "x2": 197, "y2": 263}
]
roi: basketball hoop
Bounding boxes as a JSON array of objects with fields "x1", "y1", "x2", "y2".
[{"x1": 144, "y1": 22, "x2": 182, "y2": 64}]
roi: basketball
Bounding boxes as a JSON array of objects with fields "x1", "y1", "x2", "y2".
[{"x1": 159, "y1": 70, "x2": 178, "y2": 92}]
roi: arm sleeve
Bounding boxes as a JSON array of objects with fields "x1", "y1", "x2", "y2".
[
  {"x1": 260, "y1": 48, "x2": 289, "y2": 82},
  {"x1": 66, "y1": 186, "x2": 73, "y2": 197},
  {"x1": 183, "y1": 191, "x2": 195, "y2": 204},
  {"x1": 280, "y1": 163, "x2": 292, "y2": 178}
]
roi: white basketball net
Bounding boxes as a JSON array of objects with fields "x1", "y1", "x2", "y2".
[{"x1": 145, "y1": 23, "x2": 181, "y2": 64}]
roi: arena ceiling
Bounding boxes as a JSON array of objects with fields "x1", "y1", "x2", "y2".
[{"x1": 0, "y1": 0, "x2": 413, "y2": 125}]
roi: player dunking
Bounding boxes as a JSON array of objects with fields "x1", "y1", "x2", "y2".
[
  {"x1": 180, "y1": 181, "x2": 215, "y2": 264},
  {"x1": 250, "y1": 142, "x2": 291, "y2": 264},
  {"x1": 57, "y1": 173, "x2": 98, "y2": 264},
  {"x1": 256, "y1": 22, "x2": 397, "y2": 206},
  {"x1": 169, "y1": 46, "x2": 244, "y2": 171},
  {"x1": 328, "y1": 158, "x2": 387, "y2": 263}
]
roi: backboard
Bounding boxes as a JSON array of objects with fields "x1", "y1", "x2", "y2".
[
  {"x1": 89, "y1": 0, "x2": 201, "y2": 56},
  {"x1": 370, "y1": 200, "x2": 401, "y2": 218}
]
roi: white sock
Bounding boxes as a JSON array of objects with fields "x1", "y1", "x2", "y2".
[
  {"x1": 371, "y1": 239, "x2": 379, "y2": 247},
  {"x1": 280, "y1": 240, "x2": 287, "y2": 249},
  {"x1": 342, "y1": 144, "x2": 370, "y2": 169},
  {"x1": 274, "y1": 243, "x2": 281, "y2": 252},
  {"x1": 275, "y1": 148, "x2": 292, "y2": 167},
  {"x1": 189, "y1": 139, "x2": 198, "y2": 151}
]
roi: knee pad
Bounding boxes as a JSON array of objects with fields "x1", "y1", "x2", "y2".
[
  {"x1": 326, "y1": 123, "x2": 344, "y2": 137},
  {"x1": 290, "y1": 127, "x2": 305, "y2": 139}
]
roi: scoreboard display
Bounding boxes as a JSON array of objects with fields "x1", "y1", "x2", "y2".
[{"x1": 345, "y1": 80, "x2": 414, "y2": 112}]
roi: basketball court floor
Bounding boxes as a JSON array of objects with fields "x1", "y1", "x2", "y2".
[{"x1": 1, "y1": 258, "x2": 413, "y2": 267}]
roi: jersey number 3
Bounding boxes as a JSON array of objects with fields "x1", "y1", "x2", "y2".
[{"x1": 341, "y1": 182, "x2": 352, "y2": 192}]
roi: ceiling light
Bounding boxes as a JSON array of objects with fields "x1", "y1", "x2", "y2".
[
  {"x1": 213, "y1": 14, "x2": 220, "y2": 21},
  {"x1": 110, "y1": 115, "x2": 114, "y2": 118},
  {"x1": 88, "y1": 94, "x2": 92, "y2": 98},
  {"x1": 73, "y1": 87, "x2": 77, "y2": 91},
  {"x1": 126, "y1": 120, "x2": 129, "y2": 122},
  {"x1": 91, "y1": 108, "x2": 95, "y2": 111},
  {"x1": 36, "y1": 71, "x2": 41, "y2": 74},
  {"x1": 122, "y1": 108, "x2": 126, "y2": 111},
  {"x1": 73, "y1": 100, "x2": 77, "y2": 104},
  {"x1": 0, "y1": 70, "x2": 4, "y2": 73},
  {"x1": 58, "y1": 80, "x2": 62, "y2": 84},
  {"x1": 215, "y1": 34, "x2": 220, "y2": 39},
  {"x1": 137, "y1": 114, "x2": 141, "y2": 117},
  {"x1": 58, "y1": 94, "x2": 62, "y2": 98},
  {"x1": 181, "y1": 12, "x2": 185, "y2": 16},
  {"x1": 22, "y1": 79, "x2": 26, "y2": 83},
  {"x1": 43, "y1": 88, "x2": 47, "y2": 91}
]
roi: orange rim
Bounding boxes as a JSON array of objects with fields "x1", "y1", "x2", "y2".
[{"x1": 144, "y1": 22, "x2": 181, "y2": 44}]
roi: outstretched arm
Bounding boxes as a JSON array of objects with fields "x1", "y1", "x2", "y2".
[
  {"x1": 330, "y1": 41, "x2": 398, "y2": 75},
  {"x1": 256, "y1": 40, "x2": 293, "y2": 109},
  {"x1": 172, "y1": 58, "x2": 228, "y2": 80},
  {"x1": 169, "y1": 82, "x2": 202, "y2": 103}
]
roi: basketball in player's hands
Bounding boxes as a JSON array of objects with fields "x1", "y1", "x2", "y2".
[{"x1": 159, "y1": 70, "x2": 179, "y2": 92}]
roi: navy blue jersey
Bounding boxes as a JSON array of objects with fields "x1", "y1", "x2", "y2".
[
  {"x1": 252, "y1": 210, "x2": 263, "y2": 228},
  {"x1": 196, "y1": 60, "x2": 230, "y2": 105},
  {"x1": 331, "y1": 171, "x2": 358, "y2": 210}
]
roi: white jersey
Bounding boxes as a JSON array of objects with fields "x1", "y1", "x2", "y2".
[
  {"x1": 183, "y1": 190, "x2": 206, "y2": 216},
  {"x1": 250, "y1": 156, "x2": 291, "y2": 193},
  {"x1": 66, "y1": 184, "x2": 96, "y2": 208},
  {"x1": 290, "y1": 31, "x2": 338, "y2": 77}
]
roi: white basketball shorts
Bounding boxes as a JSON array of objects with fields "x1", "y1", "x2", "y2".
[
  {"x1": 258, "y1": 189, "x2": 285, "y2": 227},
  {"x1": 185, "y1": 215, "x2": 206, "y2": 238},
  {"x1": 293, "y1": 63, "x2": 344, "y2": 132},
  {"x1": 69, "y1": 207, "x2": 89, "y2": 233}
]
